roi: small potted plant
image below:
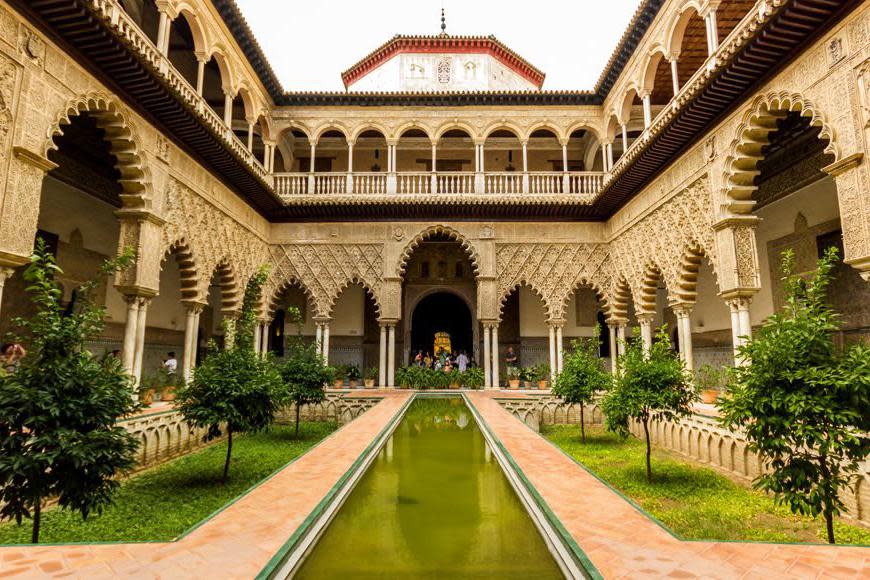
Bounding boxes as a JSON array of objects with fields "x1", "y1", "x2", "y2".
[
  {"x1": 138, "y1": 377, "x2": 156, "y2": 405},
  {"x1": 695, "y1": 363, "x2": 727, "y2": 404},
  {"x1": 364, "y1": 366, "x2": 378, "y2": 388},
  {"x1": 347, "y1": 365, "x2": 362, "y2": 388},
  {"x1": 448, "y1": 368, "x2": 462, "y2": 389},
  {"x1": 520, "y1": 367, "x2": 535, "y2": 389},
  {"x1": 332, "y1": 364, "x2": 347, "y2": 388},
  {"x1": 506, "y1": 366, "x2": 521, "y2": 390},
  {"x1": 534, "y1": 363, "x2": 550, "y2": 390},
  {"x1": 460, "y1": 367, "x2": 484, "y2": 390}
]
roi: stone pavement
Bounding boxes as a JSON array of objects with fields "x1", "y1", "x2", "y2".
[
  {"x1": 0, "y1": 391, "x2": 411, "y2": 579},
  {"x1": 465, "y1": 391, "x2": 870, "y2": 579}
]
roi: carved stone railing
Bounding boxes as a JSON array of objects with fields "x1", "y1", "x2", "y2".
[
  {"x1": 275, "y1": 170, "x2": 605, "y2": 200},
  {"x1": 397, "y1": 172, "x2": 432, "y2": 194},
  {"x1": 90, "y1": 0, "x2": 271, "y2": 187},
  {"x1": 119, "y1": 408, "x2": 214, "y2": 473},
  {"x1": 496, "y1": 395, "x2": 870, "y2": 527},
  {"x1": 275, "y1": 390, "x2": 383, "y2": 426},
  {"x1": 485, "y1": 172, "x2": 523, "y2": 194}
]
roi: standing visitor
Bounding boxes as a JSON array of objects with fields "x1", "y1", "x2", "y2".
[
  {"x1": 414, "y1": 350, "x2": 424, "y2": 367},
  {"x1": 162, "y1": 351, "x2": 177, "y2": 375},
  {"x1": 456, "y1": 350, "x2": 468, "y2": 372},
  {"x1": 505, "y1": 346, "x2": 519, "y2": 377},
  {"x1": 424, "y1": 352, "x2": 432, "y2": 368}
]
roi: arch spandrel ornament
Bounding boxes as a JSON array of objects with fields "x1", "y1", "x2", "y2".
[
  {"x1": 162, "y1": 178, "x2": 267, "y2": 303},
  {"x1": 267, "y1": 243, "x2": 385, "y2": 320},
  {"x1": 395, "y1": 225, "x2": 482, "y2": 279},
  {"x1": 495, "y1": 243, "x2": 609, "y2": 321},
  {"x1": 610, "y1": 175, "x2": 720, "y2": 306}
]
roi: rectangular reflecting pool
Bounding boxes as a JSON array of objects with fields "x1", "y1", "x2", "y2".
[{"x1": 295, "y1": 396, "x2": 564, "y2": 579}]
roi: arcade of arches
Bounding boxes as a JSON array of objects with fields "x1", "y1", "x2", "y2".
[{"x1": 2, "y1": 0, "x2": 870, "y2": 396}]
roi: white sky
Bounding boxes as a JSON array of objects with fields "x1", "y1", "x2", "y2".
[{"x1": 234, "y1": 0, "x2": 641, "y2": 91}]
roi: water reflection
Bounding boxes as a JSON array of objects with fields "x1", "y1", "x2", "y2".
[{"x1": 296, "y1": 397, "x2": 562, "y2": 579}]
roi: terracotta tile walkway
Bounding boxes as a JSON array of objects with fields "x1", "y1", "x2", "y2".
[
  {"x1": 0, "y1": 392, "x2": 411, "y2": 579},
  {"x1": 466, "y1": 391, "x2": 870, "y2": 579}
]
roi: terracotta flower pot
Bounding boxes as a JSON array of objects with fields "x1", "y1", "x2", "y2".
[
  {"x1": 333, "y1": 379, "x2": 345, "y2": 389},
  {"x1": 140, "y1": 389, "x2": 154, "y2": 405},
  {"x1": 508, "y1": 379, "x2": 520, "y2": 390},
  {"x1": 161, "y1": 386, "x2": 176, "y2": 401},
  {"x1": 349, "y1": 379, "x2": 358, "y2": 389},
  {"x1": 364, "y1": 378, "x2": 375, "y2": 388},
  {"x1": 701, "y1": 389, "x2": 720, "y2": 404},
  {"x1": 523, "y1": 380, "x2": 534, "y2": 390},
  {"x1": 537, "y1": 380, "x2": 549, "y2": 390}
]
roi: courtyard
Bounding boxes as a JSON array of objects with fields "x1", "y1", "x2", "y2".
[{"x1": 1, "y1": 0, "x2": 869, "y2": 577}]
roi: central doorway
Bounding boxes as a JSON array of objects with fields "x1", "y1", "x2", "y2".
[{"x1": 410, "y1": 292, "x2": 473, "y2": 358}]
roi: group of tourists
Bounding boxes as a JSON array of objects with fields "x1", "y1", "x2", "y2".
[{"x1": 413, "y1": 349, "x2": 472, "y2": 372}]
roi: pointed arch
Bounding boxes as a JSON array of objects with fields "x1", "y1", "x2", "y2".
[
  {"x1": 209, "y1": 259, "x2": 240, "y2": 314},
  {"x1": 327, "y1": 277, "x2": 382, "y2": 319},
  {"x1": 267, "y1": 276, "x2": 318, "y2": 319},
  {"x1": 639, "y1": 262, "x2": 664, "y2": 314},
  {"x1": 498, "y1": 280, "x2": 552, "y2": 322},
  {"x1": 724, "y1": 91, "x2": 838, "y2": 214},
  {"x1": 46, "y1": 92, "x2": 151, "y2": 204},
  {"x1": 396, "y1": 225, "x2": 481, "y2": 279},
  {"x1": 555, "y1": 276, "x2": 610, "y2": 323},
  {"x1": 162, "y1": 238, "x2": 200, "y2": 302}
]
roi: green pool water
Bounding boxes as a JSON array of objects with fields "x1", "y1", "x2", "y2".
[{"x1": 295, "y1": 396, "x2": 563, "y2": 579}]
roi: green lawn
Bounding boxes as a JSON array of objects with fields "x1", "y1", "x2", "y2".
[
  {"x1": 542, "y1": 424, "x2": 870, "y2": 545},
  {"x1": 0, "y1": 421, "x2": 337, "y2": 544}
]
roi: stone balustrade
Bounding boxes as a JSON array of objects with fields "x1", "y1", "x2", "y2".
[
  {"x1": 274, "y1": 171, "x2": 604, "y2": 199},
  {"x1": 495, "y1": 395, "x2": 870, "y2": 527}
]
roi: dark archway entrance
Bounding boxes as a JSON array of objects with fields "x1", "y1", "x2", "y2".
[{"x1": 410, "y1": 292, "x2": 472, "y2": 358}]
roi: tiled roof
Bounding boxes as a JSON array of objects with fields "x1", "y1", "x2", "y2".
[{"x1": 339, "y1": 34, "x2": 546, "y2": 89}]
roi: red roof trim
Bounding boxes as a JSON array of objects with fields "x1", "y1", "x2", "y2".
[{"x1": 341, "y1": 36, "x2": 546, "y2": 89}]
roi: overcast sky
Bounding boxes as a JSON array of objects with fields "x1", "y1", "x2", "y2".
[{"x1": 234, "y1": 0, "x2": 641, "y2": 91}]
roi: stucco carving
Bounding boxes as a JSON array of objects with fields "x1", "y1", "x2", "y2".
[{"x1": 496, "y1": 243, "x2": 609, "y2": 320}]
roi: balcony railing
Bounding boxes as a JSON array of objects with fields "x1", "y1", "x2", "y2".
[{"x1": 274, "y1": 171, "x2": 605, "y2": 198}]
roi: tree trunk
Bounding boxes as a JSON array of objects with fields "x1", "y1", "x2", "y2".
[
  {"x1": 31, "y1": 500, "x2": 40, "y2": 544},
  {"x1": 819, "y1": 456, "x2": 836, "y2": 544},
  {"x1": 579, "y1": 403, "x2": 586, "y2": 443},
  {"x1": 642, "y1": 418, "x2": 652, "y2": 483},
  {"x1": 222, "y1": 427, "x2": 233, "y2": 484},
  {"x1": 295, "y1": 403, "x2": 301, "y2": 438}
]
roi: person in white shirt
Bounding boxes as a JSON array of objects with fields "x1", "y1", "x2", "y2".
[
  {"x1": 456, "y1": 350, "x2": 469, "y2": 372},
  {"x1": 163, "y1": 351, "x2": 177, "y2": 375}
]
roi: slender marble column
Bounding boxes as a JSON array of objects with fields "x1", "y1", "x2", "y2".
[
  {"x1": 556, "y1": 325, "x2": 564, "y2": 373},
  {"x1": 483, "y1": 324, "x2": 492, "y2": 389},
  {"x1": 322, "y1": 323, "x2": 330, "y2": 365},
  {"x1": 387, "y1": 324, "x2": 396, "y2": 388},
  {"x1": 315, "y1": 323, "x2": 323, "y2": 356},
  {"x1": 548, "y1": 324, "x2": 557, "y2": 382},
  {"x1": 621, "y1": 124, "x2": 628, "y2": 152},
  {"x1": 183, "y1": 304, "x2": 198, "y2": 382},
  {"x1": 133, "y1": 298, "x2": 150, "y2": 383},
  {"x1": 122, "y1": 296, "x2": 140, "y2": 375},
  {"x1": 608, "y1": 324, "x2": 618, "y2": 373},
  {"x1": 491, "y1": 324, "x2": 500, "y2": 389},
  {"x1": 637, "y1": 313, "x2": 654, "y2": 354},
  {"x1": 670, "y1": 58, "x2": 680, "y2": 96},
  {"x1": 616, "y1": 324, "x2": 626, "y2": 357},
  {"x1": 195, "y1": 57, "x2": 206, "y2": 96},
  {"x1": 378, "y1": 324, "x2": 387, "y2": 388},
  {"x1": 642, "y1": 93, "x2": 652, "y2": 128},
  {"x1": 223, "y1": 93, "x2": 233, "y2": 127}
]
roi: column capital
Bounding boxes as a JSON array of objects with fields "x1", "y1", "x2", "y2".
[
  {"x1": 479, "y1": 319, "x2": 498, "y2": 329},
  {"x1": 723, "y1": 294, "x2": 753, "y2": 310},
  {"x1": 119, "y1": 289, "x2": 157, "y2": 303},
  {"x1": 635, "y1": 312, "x2": 656, "y2": 324},
  {"x1": 182, "y1": 300, "x2": 207, "y2": 314},
  {"x1": 546, "y1": 318, "x2": 566, "y2": 328},
  {"x1": 699, "y1": 0, "x2": 721, "y2": 17},
  {"x1": 377, "y1": 317, "x2": 399, "y2": 327},
  {"x1": 312, "y1": 315, "x2": 332, "y2": 325},
  {"x1": 670, "y1": 302, "x2": 694, "y2": 317},
  {"x1": 606, "y1": 317, "x2": 628, "y2": 329}
]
